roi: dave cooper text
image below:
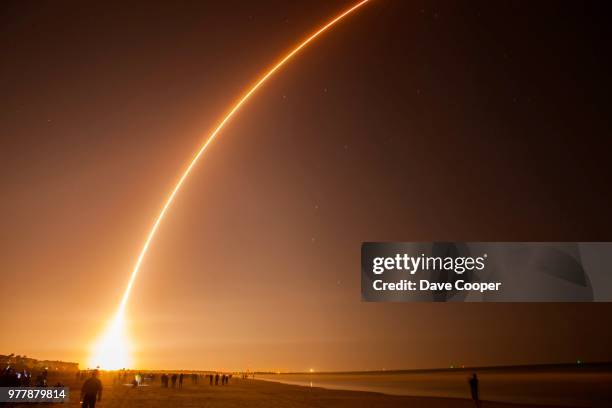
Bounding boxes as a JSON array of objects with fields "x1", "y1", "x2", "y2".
[{"x1": 372, "y1": 279, "x2": 502, "y2": 293}]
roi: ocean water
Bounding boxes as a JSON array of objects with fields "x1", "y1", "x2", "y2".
[{"x1": 258, "y1": 366, "x2": 612, "y2": 407}]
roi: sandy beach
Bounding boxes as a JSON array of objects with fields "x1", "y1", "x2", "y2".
[
  {"x1": 36, "y1": 376, "x2": 575, "y2": 408},
  {"x1": 258, "y1": 366, "x2": 612, "y2": 407}
]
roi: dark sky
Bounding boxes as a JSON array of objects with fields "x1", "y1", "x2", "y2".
[{"x1": 1, "y1": 0, "x2": 611, "y2": 371}]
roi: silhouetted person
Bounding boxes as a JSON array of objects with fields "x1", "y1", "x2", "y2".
[
  {"x1": 1, "y1": 368, "x2": 18, "y2": 387},
  {"x1": 209, "y1": 374, "x2": 213, "y2": 385},
  {"x1": 19, "y1": 370, "x2": 30, "y2": 386},
  {"x1": 469, "y1": 373, "x2": 480, "y2": 408},
  {"x1": 34, "y1": 368, "x2": 48, "y2": 386},
  {"x1": 171, "y1": 374, "x2": 177, "y2": 388},
  {"x1": 214, "y1": 373, "x2": 219, "y2": 385},
  {"x1": 35, "y1": 372, "x2": 45, "y2": 387},
  {"x1": 179, "y1": 373, "x2": 183, "y2": 388},
  {"x1": 81, "y1": 369, "x2": 103, "y2": 408}
]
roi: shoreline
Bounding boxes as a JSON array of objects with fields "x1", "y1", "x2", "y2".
[
  {"x1": 63, "y1": 376, "x2": 576, "y2": 408},
  {"x1": 253, "y1": 378, "x2": 573, "y2": 407},
  {"x1": 255, "y1": 369, "x2": 609, "y2": 408}
]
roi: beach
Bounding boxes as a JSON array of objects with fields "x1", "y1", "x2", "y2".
[
  {"x1": 258, "y1": 365, "x2": 612, "y2": 407},
  {"x1": 26, "y1": 375, "x2": 582, "y2": 408}
]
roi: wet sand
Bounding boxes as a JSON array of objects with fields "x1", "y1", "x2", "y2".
[
  {"x1": 50, "y1": 377, "x2": 574, "y2": 408},
  {"x1": 258, "y1": 367, "x2": 612, "y2": 407}
]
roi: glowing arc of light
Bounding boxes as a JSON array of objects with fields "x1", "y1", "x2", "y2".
[
  {"x1": 90, "y1": 0, "x2": 371, "y2": 369},
  {"x1": 118, "y1": 0, "x2": 371, "y2": 317}
]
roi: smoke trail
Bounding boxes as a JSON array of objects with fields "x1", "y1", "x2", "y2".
[
  {"x1": 120, "y1": 0, "x2": 371, "y2": 315},
  {"x1": 90, "y1": 0, "x2": 371, "y2": 368}
]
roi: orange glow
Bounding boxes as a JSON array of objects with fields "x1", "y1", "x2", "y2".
[
  {"x1": 88, "y1": 0, "x2": 371, "y2": 369},
  {"x1": 89, "y1": 312, "x2": 131, "y2": 370}
]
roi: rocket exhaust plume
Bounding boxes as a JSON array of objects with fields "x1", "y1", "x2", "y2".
[{"x1": 89, "y1": 0, "x2": 371, "y2": 369}]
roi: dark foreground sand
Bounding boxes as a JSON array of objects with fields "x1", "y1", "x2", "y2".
[{"x1": 38, "y1": 377, "x2": 573, "y2": 408}]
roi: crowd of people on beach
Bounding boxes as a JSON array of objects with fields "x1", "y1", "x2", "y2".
[
  {"x1": 96, "y1": 369, "x2": 235, "y2": 389},
  {"x1": 74, "y1": 369, "x2": 235, "y2": 408},
  {"x1": 160, "y1": 372, "x2": 232, "y2": 387},
  {"x1": 0, "y1": 366, "x2": 52, "y2": 387},
  {"x1": 9, "y1": 364, "x2": 483, "y2": 407}
]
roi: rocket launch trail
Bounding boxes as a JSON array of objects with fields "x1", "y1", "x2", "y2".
[{"x1": 89, "y1": 0, "x2": 372, "y2": 368}]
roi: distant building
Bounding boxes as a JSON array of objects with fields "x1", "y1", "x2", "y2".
[{"x1": 1, "y1": 354, "x2": 78, "y2": 372}]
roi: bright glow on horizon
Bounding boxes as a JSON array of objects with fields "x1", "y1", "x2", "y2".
[
  {"x1": 88, "y1": 0, "x2": 371, "y2": 369},
  {"x1": 89, "y1": 313, "x2": 132, "y2": 370}
]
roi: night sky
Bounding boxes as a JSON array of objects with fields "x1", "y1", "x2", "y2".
[{"x1": 1, "y1": 0, "x2": 611, "y2": 371}]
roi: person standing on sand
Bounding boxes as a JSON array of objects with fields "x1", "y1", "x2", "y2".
[
  {"x1": 171, "y1": 373, "x2": 177, "y2": 388},
  {"x1": 469, "y1": 373, "x2": 480, "y2": 408},
  {"x1": 178, "y1": 373, "x2": 183, "y2": 388},
  {"x1": 81, "y1": 369, "x2": 103, "y2": 408},
  {"x1": 214, "y1": 373, "x2": 219, "y2": 385}
]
